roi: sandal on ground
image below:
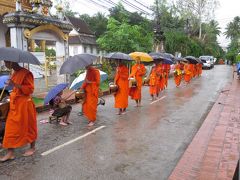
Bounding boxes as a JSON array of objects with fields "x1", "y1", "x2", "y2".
[{"x1": 59, "y1": 122, "x2": 68, "y2": 126}]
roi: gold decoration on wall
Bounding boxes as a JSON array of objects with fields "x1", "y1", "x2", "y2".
[{"x1": 23, "y1": 24, "x2": 68, "y2": 41}]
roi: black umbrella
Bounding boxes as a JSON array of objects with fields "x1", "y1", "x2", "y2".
[
  {"x1": 149, "y1": 52, "x2": 174, "y2": 64},
  {"x1": 105, "y1": 52, "x2": 133, "y2": 61},
  {"x1": 0, "y1": 47, "x2": 41, "y2": 65},
  {"x1": 164, "y1": 53, "x2": 175, "y2": 61},
  {"x1": 60, "y1": 53, "x2": 97, "y2": 74},
  {"x1": 175, "y1": 57, "x2": 188, "y2": 62},
  {"x1": 185, "y1": 56, "x2": 198, "y2": 64}
]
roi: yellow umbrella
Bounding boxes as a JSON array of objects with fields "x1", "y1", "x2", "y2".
[{"x1": 129, "y1": 52, "x2": 153, "y2": 62}]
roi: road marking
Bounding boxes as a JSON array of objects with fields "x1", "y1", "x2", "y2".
[
  {"x1": 41, "y1": 125, "x2": 106, "y2": 156},
  {"x1": 150, "y1": 96, "x2": 166, "y2": 105}
]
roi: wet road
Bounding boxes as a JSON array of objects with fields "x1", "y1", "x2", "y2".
[{"x1": 0, "y1": 65, "x2": 232, "y2": 180}]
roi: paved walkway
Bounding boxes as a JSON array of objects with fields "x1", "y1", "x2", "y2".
[{"x1": 169, "y1": 73, "x2": 240, "y2": 179}]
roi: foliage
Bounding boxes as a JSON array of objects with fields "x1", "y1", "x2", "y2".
[
  {"x1": 97, "y1": 18, "x2": 153, "y2": 53},
  {"x1": 79, "y1": 13, "x2": 108, "y2": 38},
  {"x1": 176, "y1": 0, "x2": 219, "y2": 39},
  {"x1": 101, "y1": 60, "x2": 113, "y2": 80},
  {"x1": 225, "y1": 16, "x2": 240, "y2": 63},
  {"x1": 45, "y1": 48, "x2": 56, "y2": 57},
  {"x1": 225, "y1": 16, "x2": 240, "y2": 40}
]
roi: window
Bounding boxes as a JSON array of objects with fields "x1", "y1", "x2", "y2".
[
  {"x1": 90, "y1": 46, "x2": 93, "y2": 53},
  {"x1": 84, "y1": 46, "x2": 87, "y2": 53}
]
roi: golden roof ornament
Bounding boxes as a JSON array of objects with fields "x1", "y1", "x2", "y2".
[{"x1": 29, "y1": 0, "x2": 53, "y2": 16}]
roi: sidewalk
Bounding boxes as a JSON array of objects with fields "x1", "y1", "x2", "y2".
[{"x1": 169, "y1": 73, "x2": 240, "y2": 179}]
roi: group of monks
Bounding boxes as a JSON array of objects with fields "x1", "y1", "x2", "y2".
[
  {"x1": 0, "y1": 56, "x2": 203, "y2": 162},
  {"x1": 173, "y1": 61, "x2": 203, "y2": 88}
]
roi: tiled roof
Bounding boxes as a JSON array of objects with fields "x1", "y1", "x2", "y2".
[{"x1": 67, "y1": 16, "x2": 94, "y2": 35}]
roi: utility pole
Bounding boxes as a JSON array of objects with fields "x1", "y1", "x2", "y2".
[{"x1": 153, "y1": 0, "x2": 165, "y2": 53}]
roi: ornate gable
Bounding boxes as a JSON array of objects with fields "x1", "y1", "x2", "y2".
[{"x1": 0, "y1": 0, "x2": 31, "y2": 15}]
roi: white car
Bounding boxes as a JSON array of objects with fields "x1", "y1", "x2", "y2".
[{"x1": 199, "y1": 56, "x2": 214, "y2": 69}]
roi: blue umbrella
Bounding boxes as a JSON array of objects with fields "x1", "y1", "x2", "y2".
[
  {"x1": 44, "y1": 83, "x2": 68, "y2": 105},
  {"x1": 0, "y1": 75, "x2": 13, "y2": 91},
  {"x1": 70, "y1": 70, "x2": 108, "y2": 90}
]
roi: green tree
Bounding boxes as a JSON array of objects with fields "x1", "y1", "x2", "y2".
[
  {"x1": 80, "y1": 13, "x2": 108, "y2": 38},
  {"x1": 176, "y1": 0, "x2": 219, "y2": 39},
  {"x1": 97, "y1": 18, "x2": 153, "y2": 53},
  {"x1": 225, "y1": 16, "x2": 240, "y2": 40}
]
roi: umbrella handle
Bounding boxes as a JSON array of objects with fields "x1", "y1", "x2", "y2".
[{"x1": 0, "y1": 85, "x2": 6, "y2": 101}]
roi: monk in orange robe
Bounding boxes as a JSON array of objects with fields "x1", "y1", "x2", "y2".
[
  {"x1": 0, "y1": 61, "x2": 37, "y2": 162},
  {"x1": 159, "y1": 62, "x2": 165, "y2": 91},
  {"x1": 149, "y1": 64, "x2": 158, "y2": 101},
  {"x1": 155, "y1": 61, "x2": 163, "y2": 96},
  {"x1": 81, "y1": 65, "x2": 100, "y2": 126},
  {"x1": 199, "y1": 63, "x2": 203, "y2": 76},
  {"x1": 174, "y1": 61, "x2": 182, "y2": 87},
  {"x1": 129, "y1": 57, "x2": 146, "y2": 107},
  {"x1": 184, "y1": 62, "x2": 192, "y2": 84},
  {"x1": 114, "y1": 62, "x2": 129, "y2": 115},
  {"x1": 163, "y1": 64, "x2": 170, "y2": 88}
]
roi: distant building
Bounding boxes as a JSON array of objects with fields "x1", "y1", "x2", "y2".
[{"x1": 67, "y1": 16, "x2": 101, "y2": 56}]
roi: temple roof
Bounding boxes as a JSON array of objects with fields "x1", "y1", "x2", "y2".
[
  {"x1": 0, "y1": 0, "x2": 31, "y2": 15},
  {"x1": 67, "y1": 16, "x2": 94, "y2": 35}
]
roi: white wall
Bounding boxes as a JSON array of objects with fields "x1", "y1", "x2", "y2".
[{"x1": 0, "y1": 16, "x2": 8, "y2": 48}]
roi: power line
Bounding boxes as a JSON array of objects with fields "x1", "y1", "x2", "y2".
[
  {"x1": 84, "y1": 0, "x2": 110, "y2": 10},
  {"x1": 121, "y1": 0, "x2": 151, "y2": 15},
  {"x1": 132, "y1": 0, "x2": 153, "y2": 11}
]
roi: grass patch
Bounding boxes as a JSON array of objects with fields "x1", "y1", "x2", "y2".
[
  {"x1": 100, "y1": 80, "x2": 110, "y2": 91},
  {"x1": 33, "y1": 97, "x2": 44, "y2": 106}
]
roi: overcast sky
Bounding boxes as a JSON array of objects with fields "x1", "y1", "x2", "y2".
[{"x1": 60, "y1": 0, "x2": 240, "y2": 48}]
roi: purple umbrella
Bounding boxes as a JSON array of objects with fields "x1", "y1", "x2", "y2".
[{"x1": 44, "y1": 83, "x2": 68, "y2": 105}]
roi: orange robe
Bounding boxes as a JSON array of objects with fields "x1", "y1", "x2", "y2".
[
  {"x1": 129, "y1": 64, "x2": 146, "y2": 100},
  {"x1": 189, "y1": 64, "x2": 194, "y2": 78},
  {"x1": 81, "y1": 67, "x2": 100, "y2": 122},
  {"x1": 199, "y1": 64, "x2": 202, "y2": 76},
  {"x1": 163, "y1": 64, "x2": 170, "y2": 88},
  {"x1": 184, "y1": 64, "x2": 192, "y2": 83},
  {"x1": 156, "y1": 64, "x2": 164, "y2": 94},
  {"x1": 114, "y1": 65, "x2": 129, "y2": 109},
  {"x1": 174, "y1": 64, "x2": 182, "y2": 87},
  {"x1": 149, "y1": 66, "x2": 157, "y2": 95},
  {"x1": 159, "y1": 64, "x2": 165, "y2": 91},
  {"x1": 3, "y1": 68, "x2": 37, "y2": 148}
]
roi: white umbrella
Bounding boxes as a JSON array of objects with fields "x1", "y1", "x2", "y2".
[{"x1": 70, "y1": 70, "x2": 108, "y2": 90}]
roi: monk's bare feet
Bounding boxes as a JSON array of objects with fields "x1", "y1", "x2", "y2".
[
  {"x1": 0, "y1": 153, "x2": 15, "y2": 162},
  {"x1": 87, "y1": 122, "x2": 95, "y2": 127},
  {"x1": 121, "y1": 110, "x2": 126, "y2": 115},
  {"x1": 66, "y1": 121, "x2": 73, "y2": 125},
  {"x1": 23, "y1": 148, "x2": 35, "y2": 157},
  {"x1": 59, "y1": 122, "x2": 68, "y2": 126}
]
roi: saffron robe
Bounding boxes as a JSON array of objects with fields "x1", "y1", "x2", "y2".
[
  {"x1": 129, "y1": 64, "x2": 146, "y2": 100},
  {"x1": 174, "y1": 64, "x2": 182, "y2": 87},
  {"x1": 114, "y1": 65, "x2": 129, "y2": 109},
  {"x1": 81, "y1": 67, "x2": 100, "y2": 122},
  {"x1": 3, "y1": 68, "x2": 37, "y2": 148}
]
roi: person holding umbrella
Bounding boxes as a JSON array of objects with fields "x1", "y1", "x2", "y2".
[
  {"x1": 114, "y1": 60, "x2": 129, "y2": 115},
  {"x1": 0, "y1": 61, "x2": 38, "y2": 162},
  {"x1": 80, "y1": 64, "x2": 100, "y2": 126},
  {"x1": 60, "y1": 53, "x2": 100, "y2": 127},
  {"x1": 184, "y1": 61, "x2": 192, "y2": 84},
  {"x1": 174, "y1": 61, "x2": 182, "y2": 87},
  {"x1": 129, "y1": 56, "x2": 146, "y2": 107},
  {"x1": 148, "y1": 60, "x2": 158, "y2": 101}
]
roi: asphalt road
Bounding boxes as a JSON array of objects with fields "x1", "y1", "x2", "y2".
[{"x1": 0, "y1": 65, "x2": 232, "y2": 180}]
